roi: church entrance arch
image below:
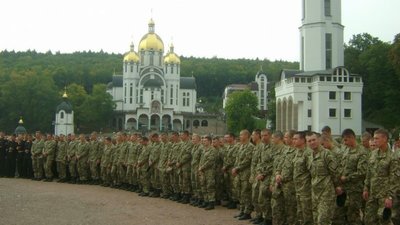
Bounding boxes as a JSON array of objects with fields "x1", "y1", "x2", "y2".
[
  {"x1": 126, "y1": 118, "x2": 137, "y2": 131},
  {"x1": 150, "y1": 114, "x2": 161, "y2": 131},
  {"x1": 173, "y1": 119, "x2": 182, "y2": 131},
  {"x1": 162, "y1": 115, "x2": 171, "y2": 131},
  {"x1": 138, "y1": 114, "x2": 149, "y2": 132}
]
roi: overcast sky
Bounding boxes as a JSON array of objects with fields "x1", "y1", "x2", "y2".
[{"x1": 1, "y1": 0, "x2": 399, "y2": 61}]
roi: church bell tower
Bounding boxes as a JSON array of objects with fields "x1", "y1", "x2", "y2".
[{"x1": 300, "y1": 0, "x2": 344, "y2": 71}]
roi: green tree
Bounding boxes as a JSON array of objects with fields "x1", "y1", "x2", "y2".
[
  {"x1": 65, "y1": 83, "x2": 88, "y2": 132},
  {"x1": 79, "y1": 84, "x2": 115, "y2": 132},
  {"x1": 225, "y1": 90, "x2": 259, "y2": 134}
]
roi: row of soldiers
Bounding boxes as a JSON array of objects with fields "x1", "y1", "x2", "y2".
[{"x1": 1, "y1": 127, "x2": 400, "y2": 225}]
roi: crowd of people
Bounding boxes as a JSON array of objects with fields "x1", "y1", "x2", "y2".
[{"x1": 0, "y1": 126, "x2": 400, "y2": 225}]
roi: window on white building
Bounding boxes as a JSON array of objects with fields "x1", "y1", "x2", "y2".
[
  {"x1": 325, "y1": 0, "x2": 331, "y2": 16},
  {"x1": 329, "y1": 91, "x2": 336, "y2": 100},
  {"x1": 329, "y1": 108, "x2": 336, "y2": 118},
  {"x1": 344, "y1": 92, "x2": 351, "y2": 100},
  {"x1": 307, "y1": 125, "x2": 312, "y2": 131},
  {"x1": 201, "y1": 120, "x2": 208, "y2": 127},
  {"x1": 60, "y1": 112, "x2": 64, "y2": 119},
  {"x1": 344, "y1": 109, "x2": 352, "y2": 118},
  {"x1": 325, "y1": 33, "x2": 332, "y2": 69},
  {"x1": 307, "y1": 93, "x2": 312, "y2": 101},
  {"x1": 308, "y1": 109, "x2": 312, "y2": 118}
]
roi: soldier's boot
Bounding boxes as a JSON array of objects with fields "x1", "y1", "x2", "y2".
[
  {"x1": 205, "y1": 201, "x2": 215, "y2": 210},
  {"x1": 261, "y1": 218, "x2": 272, "y2": 225},
  {"x1": 154, "y1": 189, "x2": 161, "y2": 197},
  {"x1": 190, "y1": 197, "x2": 197, "y2": 205},
  {"x1": 227, "y1": 201, "x2": 237, "y2": 209},
  {"x1": 195, "y1": 199, "x2": 203, "y2": 207},
  {"x1": 199, "y1": 201, "x2": 208, "y2": 208},
  {"x1": 181, "y1": 194, "x2": 190, "y2": 204},
  {"x1": 252, "y1": 216, "x2": 263, "y2": 224},
  {"x1": 234, "y1": 211, "x2": 244, "y2": 218},
  {"x1": 177, "y1": 194, "x2": 185, "y2": 203},
  {"x1": 238, "y1": 213, "x2": 251, "y2": 220}
]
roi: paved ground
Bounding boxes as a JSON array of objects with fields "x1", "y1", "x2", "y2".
[{"x1": 0, "y1": 178, "x2": 248, "y2": 225}]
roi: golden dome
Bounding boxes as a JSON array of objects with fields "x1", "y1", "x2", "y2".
[
  {"x1": 164, "y1": 43, "x2": 180, "y2": 64},
  {"x1": 123, "y1": 43, "x2": 140, "y2": 63},
  {"x1": 138, "y1": 19, "x2": 164, "y2": 52}
]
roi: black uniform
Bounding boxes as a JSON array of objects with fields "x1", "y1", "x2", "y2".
[
  {"x1": 0, "y1": 137, "x2": 7, "y2": 177},
  {"x1": 5, "y1": 139, "x2": 17, "y2": 177},
  {"x1": 16, "y1": 140, "x2": 25, "y2": 177},
  {"x1": 23, "y1": 140, "x2": 33, "y2": 178}
]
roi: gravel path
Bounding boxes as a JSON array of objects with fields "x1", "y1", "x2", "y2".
[{"x1": 0, "y1": 178, "x2": 248, "y2": 225}]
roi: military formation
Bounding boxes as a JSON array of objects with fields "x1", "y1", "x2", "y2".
[{"x1": 1, "y1": 127, "x2": 400, "y2": 225}]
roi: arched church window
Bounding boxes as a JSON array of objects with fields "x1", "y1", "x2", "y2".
[
  {"x1": 60, "y1": 112, "x2": 64, "y2": 119},
  {"x1": 201, "y1": 120, "x2": 208, "y2": 127},
  {"x1": 193, "y1": 120, "x2": 200, "y2": 127}
]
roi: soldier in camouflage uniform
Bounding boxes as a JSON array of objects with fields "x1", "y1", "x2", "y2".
[
  {"x1": 137, "y1": 136, "x2": 151, "y2": 196},
  {"x1": 117, "y1": 133, "x2": 129, "y2": 189},
  {"x1": 340, "y1": 129, "x2": 368, "y2": 225},
  {"x1": 270, "y1": 131, "x2": 286, "y2": 225},
  {"x1": 67, "y1": 134, "x2": 79, "y2": 183},
  {"x1": 158, "y1": 133, "x2": 172, "y2": 198},
  {"x1": 100, "y1": 137, "x2": 114, "y2": 187},
  {"x1": 56, "y1": 134, "x2": 68, "y2": 182},
  {"x1": 255, "y1": 129, "x2": 274, "y2": 225},
  {"x1": 292, "y1": 131, "x2": 313, "y2": 225},
  {"x1": 176, "y1": 131, "x2": 192, "y2": 204},
  {"x1": 189, "y1": 134, "x2": 202, "y2": 205},
  {"x1": 198, "y1": 136, "x2": 218, "y2": 210},
  {"x1": 307, "y1": 132, "x2": 342, "y2": 225},
  {"x1": 126, "y1": 134, "x2": 140, "y2": 191},
  {"x1": 31, "y1": 131, "x2": 44, "y2": 180},
  {"x1": 167, "y1": 132, "x2": 181, "y2": 201},
  {"x1": 42, "y1": 134, "x2": 56, "y2": 181},
  {"x1": 363, "y1": 129, "x2": 399, "y2": 225},
  {"x1": 274, "y1": 130, "x2": 298, "y2": 225},
  {"x1": 88, "y1": 132, "x2": 103, "y2": 184},
  {"x1": 214, "y1": 137, "x2": 225, "y2": 205},
  {"x1": 222, "y1": 133, "x2": 239, "y2": 209},
  {"x1": 110, "y1": 135, "x2": 121, "y2": 187},
  {"x1": 249, "y1": 129, "x2": 263, "y2": 224},
  {"x1": 76, "y1": 134, "x2": 90, "y2": 183},
  {"x1": 232, "y1": 129, "x2": 254, "y2": 220},
  {"x1": 149, "y1": 133, "x2": 162, "y2": 197},
  {"x1": 321, "y1": 134, "x2": 346, "y2": 225}
]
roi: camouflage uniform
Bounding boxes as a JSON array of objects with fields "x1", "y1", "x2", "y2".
[
  {"x1": 76, "y1": 140, "x2": 90, "y2": 181},
  {"x1": 117, "y1": 142, "x2": 129, "y2": 185},
  {"x1": 199, "y1": 145, "x2": 217, "y2": 203},
  {"x1": 67, "y1": 140, "x2": 78, "y2": 180},
  {"x1": 88, "y1": 139, "x2": 103, "y2": 181},
  {"x1": 55, "y1": 140, "x2": 68, "y2": 180},
  {"x1": 100, "y1": 143, "x2": 114, "y2": 185},
  {"x1": 364, "y1": 149, "x2": 399, "y2": 225},
  {"x1": 250, "y1": 142, "x2": 263, "y2": 219},
  {"x1": 126, "y1": 141, "x2": 140, "y2": 188},
  {"x1": 158, "y1": 141, "x2": 172, "y2": 197},
  {"x1": 340, "y1": 144, "x2": 367, "y2": 225},
  {"x1": 270, "y1": 143, "x2": 286, "y2": 225},
  {"x1": 293, "y1": 147, "x2": 313, "y2": 225},
  {"x1": 43, "y1": 139, "x2": 56, "y2": 179},
  {"x1": 168, "y1": 142, "x2": 181, "y2": 196},
  {"x1": 137, "y1": 144, "x2": 151, "y2": 194},
  {"x1": 149, "y1": 141, "x2": 162, "y2": 193},
  {"x1": 222, "y1": 143, "x2": 239, "y2": 203},
  {"x1": 110, "y1": 143, "x2": 121, "y2": 185},
  {"x1": 177, "y1": 141, "x2": 192, "y2": 196},
  {"x1": 257, "y1": 142, "x2": 274, "y2": 223},
  {"x1": 31, "y1": 138, "x2": 44, "y2": 179},
  {"x1": 234, "y1": 142, "x2": 254, "y2": 215},
  {"x1": 190, "y1": 143, "x2": 202, "y2": 200},
  {"x1": 215, "y1": 147, "x2": 224, "y2": 202},
  {"x1": 277, "y1": 145, "x2": 298, "y2": 225},
  {"x1": 310, "y1": 146, "x2": 339, "y2": 225}
]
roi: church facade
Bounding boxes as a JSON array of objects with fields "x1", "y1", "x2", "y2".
[
  {"x1": 107, "y1": 19, "x2": 199, "y2": 132},
  {"x1": 275, "y1": 0, "x2": 363, "y2": 135}
]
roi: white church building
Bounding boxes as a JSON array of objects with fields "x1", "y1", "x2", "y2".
[
  {"x1": 275, "y1": 0, "x2": 363, "y2": 135},
  {"x1": 107, "y1": 19, "x2": 197, "y2": 132},
  {"x1": 55, "y1": 91, "x2": 74, "y2": 135}
]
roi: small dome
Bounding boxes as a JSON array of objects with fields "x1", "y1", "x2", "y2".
[
  {"x1": 123, "y1": 43, "x2": 140, "y2": 63},
  {"x1": 57, "y1": 101, "x2": 73, "y2": 113},
  {"x1": 138, "y1": 19, "x2": 164, "y2": 52},
  {"x1": 164, "y1": 43, "x2": 180, "y2": 64},
  {"x1": 15, "y1": 125, "x2": 27, "y2": 135}
]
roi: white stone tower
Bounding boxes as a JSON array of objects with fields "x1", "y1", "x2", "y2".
[
  {"x1": 300, "y1": 0, "x2": 344, "y2": 71},
  {"x1": 55, "y1": 90, "x2": 74, "y2": 135}
]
